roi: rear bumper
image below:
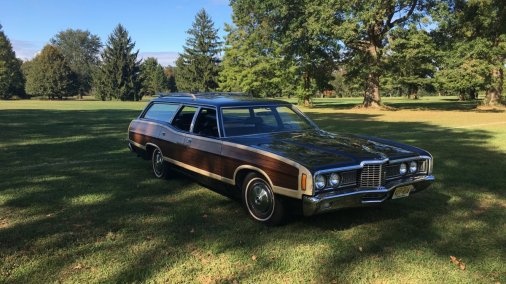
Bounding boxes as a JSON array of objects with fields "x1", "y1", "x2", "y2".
[{"x1": 302, "y1": 175, "x2": 435, "y2": 216}]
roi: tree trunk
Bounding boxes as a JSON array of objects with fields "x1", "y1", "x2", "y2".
[
  {"x1": 483, "y1": 67, "x2": 504, "y2": 106},
  {"x1": 408, "y1": 85, "x2": 419, "y2": 100},
  {"x1": 363, "y1": 72, "x2": 382, "y2": 107},
  {"x1": 362, "y1": 42, "x2": 382, "y2": 108}
]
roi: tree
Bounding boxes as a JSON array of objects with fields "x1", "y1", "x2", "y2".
[
  {"x1": 50, "y1": 29, "x2": 101, "y2": 99},
  {"x1": 0, "y1": 25, "x2": 25, "y2": 99},
  {"x1": 93, "y1": 24, "x2": 141, "y2": 101},
  {"x1": 140, "y1": 57, "x2": 166, "y2": 97},
  {"x1": 435, "y1": 0, "x2": 506, "y2": 106},
  {"x1": 176, "y1": 9, "x2": 221, "y2": 92},
  {"x1": 163, "y1": 66, "x2": 177, "y2": 92},
  {"x1": 219, "y1": 23, "x2": 294, "y2": 98},
  {"x1": 227, "y1": 0, "x2": 339, "y2": 105},
  {"x1": 387, "y1": 25, "x2": 438, "y2": 99},
  {"x1": 23, "y1": 45, "x2": 77, "y2": 99},
  {"x1": 328, "y1": 0, "x2": 434, "y2": 107}
]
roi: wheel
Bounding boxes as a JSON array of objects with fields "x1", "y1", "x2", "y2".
[
  {"x1": 151, "y1": 148, "x2": 169, "y2": 179},
  {"x1": 242, "y1": 173, "x2": 286, "y2": 226}
]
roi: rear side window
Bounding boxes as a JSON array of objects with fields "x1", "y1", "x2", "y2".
[
  {"x1": 143, "y1": 103, "x2": 179, "y2": 122},
  {"x1": 171, "y1": 106, "x2": 198, "y2": 132},
  {"x1": 193, "y1": 108, "x2": 219, "y2": 137}
]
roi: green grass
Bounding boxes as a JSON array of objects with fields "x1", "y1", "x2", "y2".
[{"x1": 1, "y1": 97, "x2": 505, "y2": 283}]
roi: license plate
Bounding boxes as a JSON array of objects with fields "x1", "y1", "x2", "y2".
[{"x1": 392, "y1": 185, "x2": 413, "y2": 199}]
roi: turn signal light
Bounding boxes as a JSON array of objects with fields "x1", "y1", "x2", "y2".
[{"x1": 301, "y1": 174, "x2": 307, "y2": 191}]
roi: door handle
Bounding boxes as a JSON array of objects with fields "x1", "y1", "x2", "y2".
[
  {"x1": 185, "y1": 137, "x2": 192, "y2": 144},
  {"x1": 161, "y1": 132, "x2": 166, "y2": 136}
]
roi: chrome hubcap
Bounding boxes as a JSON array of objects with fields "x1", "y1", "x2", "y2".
[
  {"x1": 248, "y1": 181, "x2": 272, "y2": 214},
  {"x1": 153, "y1": 151, "x2": 164, "y2": 175}
]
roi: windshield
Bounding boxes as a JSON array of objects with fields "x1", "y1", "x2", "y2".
[{"x1": 221, "y1": 105, "x2": 315, "y2": 137}]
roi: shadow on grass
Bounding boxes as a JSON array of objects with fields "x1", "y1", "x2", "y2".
[
  {"x1": 310, "y1": 97, "x2": 489, "y2": 111},
  {"x1": 0, "y1": 109, "x2": 505, "y2": 283}
]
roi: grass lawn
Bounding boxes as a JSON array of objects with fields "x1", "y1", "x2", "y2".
[{"x1": 1, "y1": 96, "x2": 505, "y2": 283}]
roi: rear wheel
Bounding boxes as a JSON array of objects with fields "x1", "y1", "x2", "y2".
[
  {"x1": 151, "y1": 148, "x2": 169, "y2": 179},
  {"x1": 242, "y1": 173, "x2": 285, "y2": 226}
]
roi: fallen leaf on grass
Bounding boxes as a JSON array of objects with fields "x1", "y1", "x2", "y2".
[
  {"x1": 72, "y1": 264, "x2": 84, "y2": 270},
  {"x1": 358, "y1": 246, "x2": 363, "y2": 252},
  {"x1": 450, "y1": 256, "x2": 466, "y2": 270},
  {"x1": 251, "y1": 255, "x2": 257, "y2": 261},
  {"x1": 202, "y1": 214, "x2": 208, "y2": 218},
  {"x1": 190, "y1": 228, "x2": 195, "y2": 234}
]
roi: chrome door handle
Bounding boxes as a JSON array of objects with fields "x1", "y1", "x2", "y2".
[
  {"x1": 185, "y1": 138, "x2": 192, "y2": 144},
  {"x1": 161, "y1": 132, "x2": 166, "y2": 136}
]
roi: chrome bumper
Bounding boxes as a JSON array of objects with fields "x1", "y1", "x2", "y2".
[{"x1": 302, "y1": 175, "x2": 435, "y2": 216}]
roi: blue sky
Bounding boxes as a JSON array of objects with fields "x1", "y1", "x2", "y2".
[{"x1": 0, "y1": 0, "x2": 232, "y2": 66}]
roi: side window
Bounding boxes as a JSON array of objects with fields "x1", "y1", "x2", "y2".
[
  {"x1": 193, "y1": 108, "x2": 219, "y2": 137},
  {"x1": 142, "y1": 103, "x2": 179, "y2": 123},
  {"x1": 171, "y1": 106, "x2": 198, "y2": 132}
]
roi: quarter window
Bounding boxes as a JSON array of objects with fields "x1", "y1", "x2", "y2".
[
  {"x1": 143, "y1": 103, "x2": 179, "y2": 122},
  {"x1": 171, "y1": 106, "x2": 198, "y2": 132}
]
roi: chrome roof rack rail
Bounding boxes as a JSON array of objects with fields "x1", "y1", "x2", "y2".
[
  {"x1": 197, "y1": 92, "x2": 252, "y2": 97},
  {"x1": 158, "y1": 92, "x2": 197, "y2": 100}
]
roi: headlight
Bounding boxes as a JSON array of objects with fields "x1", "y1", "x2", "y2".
[
  {"x1": 399, "y1": 163, "x2": 407, "y2": 175},
  {"x1": 329, "y1": 173, "x2": 340, "y2": 187},
  {"x1": 315, "y1": 174, "x2": 326, "y2": 190},
  {"x1": 409, "y1": 161, "x2": 417, "y2": 173}
]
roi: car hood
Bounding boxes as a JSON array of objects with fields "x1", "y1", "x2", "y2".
[{"x1": 225, "y1": 130, "x2": 425, "y2": 171}]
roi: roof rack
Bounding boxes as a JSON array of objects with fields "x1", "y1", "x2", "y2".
[
  {"x1": 158, "y1": 92, "x2": 197, "y2": 100},
  {"x1": 197, "y1": 92, "x2": 252, "y2": 97},
  {"x1": 157, "y1": 91, "x2": 252, "y2": 100}
]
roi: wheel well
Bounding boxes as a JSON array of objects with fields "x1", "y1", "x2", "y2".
[
  {"x1": 235, "y1": 168, "x2": 269, "y2": 189},
  {"x1": 145, "y1": 144, "x2": 156, "y2": 160}
]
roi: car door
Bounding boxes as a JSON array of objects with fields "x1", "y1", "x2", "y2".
[
  {"x1": 164, "y1": 105, "x2": 199, "y2": 163},
  {"x1": 183, "y1": 107, "x2": 223, "y2": 178}
]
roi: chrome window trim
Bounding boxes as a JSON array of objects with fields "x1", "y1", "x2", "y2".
[
  {"x1": 190, "y1": 106, "x2": 222, "y2": 138},
  {"x1": 139, "y1": 102, "x2": 182, "y2": 124}
]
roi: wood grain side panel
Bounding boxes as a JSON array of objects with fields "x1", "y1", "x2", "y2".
[
  {"x1": 222, "y1": 144, "x2": 299, "y2": 189},
  {"x1": 129, "y1": 120, "x2": 161, "y2": 146}
]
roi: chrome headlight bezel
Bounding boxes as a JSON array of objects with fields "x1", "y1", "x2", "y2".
[
  {"x1": 328, "y1": 173, "x2": 341, "y2": 187},
  {"x1": 409, "y1": 161, "x2": 418, "y2": 173},
  {"x1": 399, "y1": 163, "x2": 408, "y2": 175},
  {"x1": 314, "y1": 174, "x2": 326, "y2": 190}
]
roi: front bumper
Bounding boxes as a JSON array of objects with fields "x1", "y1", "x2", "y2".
[{"x1": 302, "y1": 175, "x2": 435, "y2": 216}]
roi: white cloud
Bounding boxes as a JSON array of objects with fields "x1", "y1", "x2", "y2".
[
  {"x1": 11, "y1": 39, "x2": 42, "y2": 61},
  {"x1": 138, "y1": 51, "x2": 180, "y2": 66}
]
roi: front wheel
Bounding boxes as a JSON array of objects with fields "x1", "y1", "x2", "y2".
[
  {"x1": 242, "y1": 173, "x2": 286, "y2": 226},
  {"x1": 151, "y1": 148, "x2": 169, "y2": 179}
]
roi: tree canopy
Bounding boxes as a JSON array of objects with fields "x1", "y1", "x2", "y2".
[
  {"x1": 175, "y1": 9, "x2": 222, "y2": 92},
  {"x1": 140, "y1": 57, "x2": 167, "y2": 97},
  {"x1": 50, "y1": 29, "x2": 102, "y2": 99},
  {"x1": 23, "y1": 45, "x2": 77, "y2": 99},
  {"x1": 0, "y1": 25, "x2": 25, "y2": 99},
  {"x1": 93, "y1": 24, "x2": 142, "y2": 101}
]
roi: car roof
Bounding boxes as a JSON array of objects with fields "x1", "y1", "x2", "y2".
[{"x1": 150, "y1": 92, "x2": 291, "y2": 108}]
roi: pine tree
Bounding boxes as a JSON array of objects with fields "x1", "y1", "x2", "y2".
[
  {"x1": 24, "y1": 45, "x2": 77, "y2": 99},
  {"x1": 93, "y1": 24, "x2": 141, "y2": 101},
  {"x1": 50, "y1": 29, "x2": 102, "y2": 99},
  {"x1": 175, "y1": 9, "x2": 221, "y2": 92},
  {"x1": 163, "y1": 66, "x2": 177, "y2": 92},
  {"x1": 140, "y1": 57, "x2": 166, "y2": 97},
  {"x1": 0, "y1": 25, "x2": 25, "y2": 99}
]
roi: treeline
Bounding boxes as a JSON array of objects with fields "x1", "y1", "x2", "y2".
[
  {"x1": 0, "y1": 24, "x2": 176, "y2": 101},
  {"x1": 1, "y1": 0, "x2": 505, "y2": 107}
]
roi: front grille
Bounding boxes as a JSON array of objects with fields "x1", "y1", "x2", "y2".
[
  {"x1": 360, "y1": 163, "x2": 384, "y2": 188},
  {"x1": 340, "y1": 171, "x2": 358, "y2": 187},
  {"x1": 386, "y1": 164, "x2": 401, "y2": 179}
]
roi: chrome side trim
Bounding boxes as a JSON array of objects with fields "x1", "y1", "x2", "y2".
[
  {"x1": 163, "y1": 156, "x2": 235, "y2": 185},
  {"x1": 129, "y1": 140, "x2": 146, "y2": 150}
]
